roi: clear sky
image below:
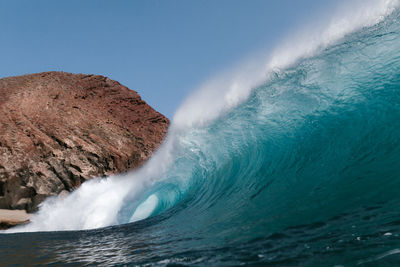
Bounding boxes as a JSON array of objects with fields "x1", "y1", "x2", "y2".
[{"x1": 0, "y1": 0, "x2": 343, "y2": 118}]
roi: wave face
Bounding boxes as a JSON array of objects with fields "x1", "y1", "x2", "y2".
[{"x1": 2, "y1": 1, "x2": 400, "y2": 266}]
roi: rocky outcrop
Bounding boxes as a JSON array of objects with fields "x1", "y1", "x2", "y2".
[{"x1": 0, "y1": 72, "x2": 169, "y2": 213}]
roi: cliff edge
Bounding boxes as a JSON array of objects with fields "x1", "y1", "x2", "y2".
[{"x1": 0, "y1": 71, "x2": 169, "y2": 214}]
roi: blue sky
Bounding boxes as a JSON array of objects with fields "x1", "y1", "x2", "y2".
[{"x1": 0, "y1": 0, "x2": 342, "y2": 118}]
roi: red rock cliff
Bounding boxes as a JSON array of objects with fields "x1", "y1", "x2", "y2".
[{"x1": 0, "y1": 72, "x2": 169, "y2": 212}]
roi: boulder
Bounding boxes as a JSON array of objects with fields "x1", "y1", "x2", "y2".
[{"x1": 0, "y1": 209, "x2": 30, "y2": 229}]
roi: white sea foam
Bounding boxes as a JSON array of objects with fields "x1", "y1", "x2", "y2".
[{"x1": 4, "y1": 0, "x2": 399, "y2": 233}]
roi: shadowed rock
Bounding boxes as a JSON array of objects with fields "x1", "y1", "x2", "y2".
[{"x1": 0, "y1": 71, "x2": 169, "y2": 213}]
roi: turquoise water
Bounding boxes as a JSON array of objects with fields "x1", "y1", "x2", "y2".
[{"x1": 2, "y1": 5, "x2": 400, "y2": 267}]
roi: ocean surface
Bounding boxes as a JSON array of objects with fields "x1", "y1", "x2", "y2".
[{"x1": 2, "y1": 1, "x2": 400, "y2": 266}]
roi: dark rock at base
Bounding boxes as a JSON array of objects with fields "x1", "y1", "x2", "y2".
[{"x1": 0, "y1": 71, "x2": 169, "y2": 213}]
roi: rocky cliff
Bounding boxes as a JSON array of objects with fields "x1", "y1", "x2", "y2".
[{"x1": 0, "y1": 72, "x2": 169, "y2": 212}]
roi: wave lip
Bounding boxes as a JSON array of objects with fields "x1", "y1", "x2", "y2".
[{"x1": 173, "y1": 0, "x2": 400, "y2": 129}]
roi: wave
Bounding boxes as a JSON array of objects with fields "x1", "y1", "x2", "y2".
[{"x1": 4, "y1": 0, "x2": 400, "y2": 236}]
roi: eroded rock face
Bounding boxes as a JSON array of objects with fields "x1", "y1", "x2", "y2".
[{"x1": 0, "y1": 72, "x2": 169, "y2": 212}]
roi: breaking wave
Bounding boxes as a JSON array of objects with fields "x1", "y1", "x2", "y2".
[{"x1": 2, "y1": 0, "x2": 400, "y2": 265}]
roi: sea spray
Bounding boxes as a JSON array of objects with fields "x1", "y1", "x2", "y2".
[{"x1": 174, "y1": 0, "x2": 400, "y2": 129}]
